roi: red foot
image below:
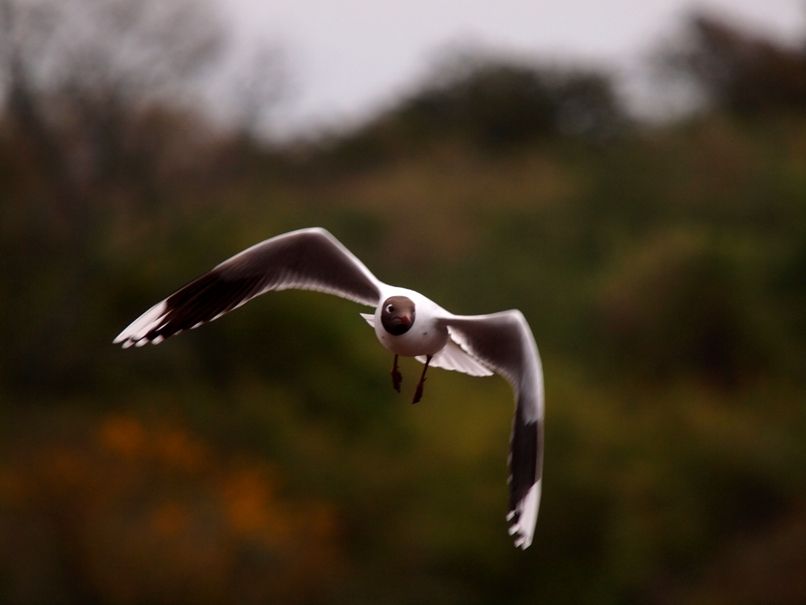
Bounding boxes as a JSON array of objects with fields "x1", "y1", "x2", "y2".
[
  {"x1": 411, "y1": 354, "x2": 432, "y2": 404},
  {"x1": 391, "y1": 355, "x2": 402, "y2": 393},
  {"x1": 391, "y1": 368, "x2": 402, "y2": 393},
  {"x1": 412, "y1": 378, "x2": 425, "y2": 404}
]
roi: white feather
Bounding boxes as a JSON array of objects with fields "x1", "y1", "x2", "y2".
[
  {"x1": 113, "y1": 301, "x2": 167, "y2": 345},
  {"x1": 415, "y1": 340, "x2": 493, "y2": 377},
  {"x1": 510, "y1": 480, "x2": 540, "y2": 550}
]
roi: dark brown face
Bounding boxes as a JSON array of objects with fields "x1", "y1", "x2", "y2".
[{"x1": 381, "y1": 296, "x2": 415, "y2": 335}]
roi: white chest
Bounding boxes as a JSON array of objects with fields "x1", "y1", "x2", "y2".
[
  {"x1": 372, "y1": 287, "x2": 450, "y2": 357},
  {"x1": 374, "y1": 313, "x2": 449, "y2": 357}
]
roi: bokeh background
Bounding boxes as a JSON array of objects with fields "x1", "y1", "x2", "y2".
[{"x1": 1, "y1": 1, "x2": 805, "y2": 603}]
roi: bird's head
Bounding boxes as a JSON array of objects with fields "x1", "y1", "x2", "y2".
[{"x1": 381, "y1": 296, "x2": 415, "y2": 335}]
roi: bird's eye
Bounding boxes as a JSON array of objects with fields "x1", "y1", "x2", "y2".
[{"x1": 386, "y1": 304, "x2": 394, "y2": 313}]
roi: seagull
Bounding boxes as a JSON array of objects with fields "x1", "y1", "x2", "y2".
[{"x1": 114, "y1": 227, "x2": 544, "y2": 549}]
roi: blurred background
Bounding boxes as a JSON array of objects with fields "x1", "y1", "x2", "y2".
[{"x1": 1, "y1": 0, "x2": 804, "y2": 603}]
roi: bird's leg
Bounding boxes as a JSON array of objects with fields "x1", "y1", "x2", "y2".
[
  {"x1": 412, "y1": 355, "x2": 432, "y2": 404},
  {"x1": 390, "y1": 354, "x2": 402, "y2": 393}
]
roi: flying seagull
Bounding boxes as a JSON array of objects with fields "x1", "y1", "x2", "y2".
[{"x1": 114, "y1": 227, "x2": 544, "y2": 549}]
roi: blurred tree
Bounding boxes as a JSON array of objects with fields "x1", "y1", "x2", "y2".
[
  {"x1": 662, "y1": 13, "x2": 806, "y2": 116},
  {"x1": 325, "y1": 48, "x2": 628, "y2": 168},
  {"x1": 222, "y1": 42, "x2": 292, "y2": 141},
  {"x1": 597, "y1": 231, "x2": 769, "y2": 387},
  {"x1": 0, "y1": 0, "x2": 222, "y2": 389},
  {"x1": 418, "y1": 49, "x2": 628, "y2": 144},
  {"x1": 0, "y1": 0, "x2": 222, "y2": 203},
  {"x1": 0, "y1": 0, "x2": 290, "y2": 391}
]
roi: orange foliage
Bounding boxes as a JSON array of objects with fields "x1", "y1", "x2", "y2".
[
  {"x1": 0, "y1": 414, "x2": 344, "y2": 605},
  {"x1": 98, "y1": 415, "x2": 147, "y2": 458}
]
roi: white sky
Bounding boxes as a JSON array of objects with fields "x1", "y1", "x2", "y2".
[{"x1": 221, "y1": 0, "x2": 805, "y2": 135}]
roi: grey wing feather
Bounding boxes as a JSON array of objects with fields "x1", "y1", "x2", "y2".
[
  {"x1": 440, "y1": 310, "x2": 544, "y2": 549},
  {"x1": 115, "y1": 228, "x2": 382, "y2": 348}
]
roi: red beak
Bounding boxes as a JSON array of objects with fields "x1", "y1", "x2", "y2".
[{"x1": 395, "y1": 314, "x2": 412, "y2": 328}]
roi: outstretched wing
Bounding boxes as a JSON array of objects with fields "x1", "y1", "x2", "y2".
[
  {"x1": 115, "y1": 227, "x2": 383, "y2": 348},
  {"x1": 440, "y1": 310, "x2": 544, "y2": 549}
]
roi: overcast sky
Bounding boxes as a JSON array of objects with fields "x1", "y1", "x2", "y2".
[{"x1": 221, "y1": 0, "x2": 804, "y2": 135}]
